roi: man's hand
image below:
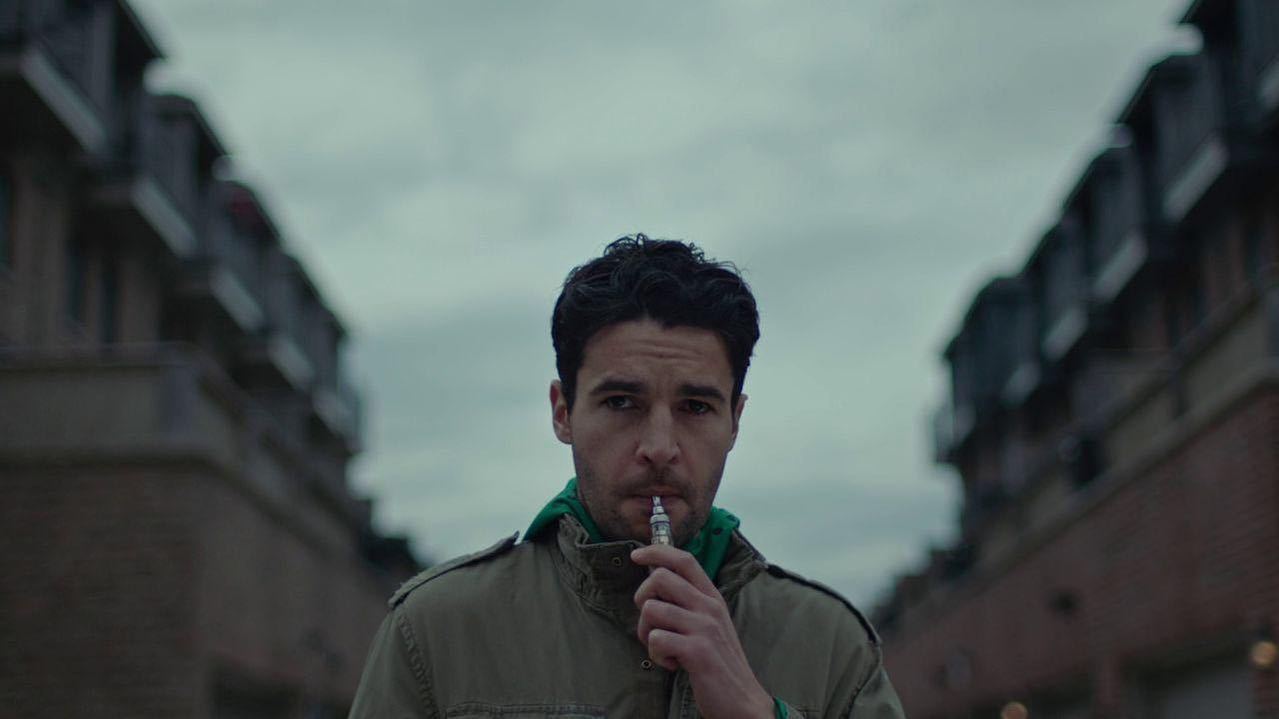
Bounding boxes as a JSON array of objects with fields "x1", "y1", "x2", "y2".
[{"x1": 631, "y1": 545, "x2": 774, "y2": 719}]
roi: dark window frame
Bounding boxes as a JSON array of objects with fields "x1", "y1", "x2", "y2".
[
  {"x1": 99, "y1": 244, "x2": 119, "y2": 343},
  {"x1": 1242, "y1": 205, "x2": 1265, "y2": 285},
  {"x1": 67, "y1": 233, "x2": 88, "y2": 325},
  {"x1": 0, "y1": 167, "x2": 11, "y2": 271}
]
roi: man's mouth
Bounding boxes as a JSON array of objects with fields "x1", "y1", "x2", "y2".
[{"x1": 632, "y1": 488, "x2": 682, "y2": 501}]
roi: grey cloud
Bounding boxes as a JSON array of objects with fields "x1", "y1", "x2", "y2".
[{"x1": 134, "y1": 0, "x2": 1190, "y2": 607}]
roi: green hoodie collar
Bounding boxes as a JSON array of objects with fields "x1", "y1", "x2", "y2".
[{"x1": 525, "y1": 477, "x2": 741, "y2": 582}]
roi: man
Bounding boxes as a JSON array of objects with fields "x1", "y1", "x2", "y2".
[{"x1": 349, "y1": 236, "x2": 904, "y2": 719}]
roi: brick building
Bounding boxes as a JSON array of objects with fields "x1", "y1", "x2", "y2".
[
  {"x1": 0, "y1": 1, "x2": 419, "y2": 717},
  {"x1": 874, "y1": 1, "x2": 1279, "y2": 718}
]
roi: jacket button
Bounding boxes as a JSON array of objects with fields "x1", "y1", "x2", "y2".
[
  {"x1": 611, "y1": 556, "x2": 624, "y2": 567},
  {"x1": 641, "y1": 659, "x2": 654, "y2": 670}
]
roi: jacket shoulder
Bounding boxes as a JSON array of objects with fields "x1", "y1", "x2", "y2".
[
  {"x1": 389, "y1": 532, "x2": 519, "y2": 608},
  {"x1": 761, "y1": 563, "x2": 881, "y2": 646}
]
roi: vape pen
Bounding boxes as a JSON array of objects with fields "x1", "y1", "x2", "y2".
[{"x1": 649, "y1": 496, "x2": 673, "y2": 546}]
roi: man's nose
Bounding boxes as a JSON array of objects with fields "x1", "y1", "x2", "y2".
[{"x1": 636, "y1": 408, "x2": 680, "y2": 467}]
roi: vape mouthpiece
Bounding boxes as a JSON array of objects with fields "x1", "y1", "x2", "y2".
[{"x1": 649, "y1": 496, "x2": 673, "y2": 546}]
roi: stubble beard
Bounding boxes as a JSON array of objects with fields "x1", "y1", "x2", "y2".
[{"x1": 571, "y1": 448, "x2": 725, "y2": 546}]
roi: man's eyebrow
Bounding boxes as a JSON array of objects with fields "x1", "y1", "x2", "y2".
[
  {"x1": 679, "y1": 383, "x2": 727, "y2": 402},
  {"x1": 588, "y1": 378, "x2": 646, "y2": 395}
]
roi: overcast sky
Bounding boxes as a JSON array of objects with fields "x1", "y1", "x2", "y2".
[{"x1": 132, "y1": 0, "x2": 1192, "y2": 608}]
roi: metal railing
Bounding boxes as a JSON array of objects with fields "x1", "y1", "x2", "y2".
[
  {"x1": 264, "y1": 259, "x2": 308, "y2": 350},
  {"x1": 5, "y1": 0, "x2": 112, "y2": 116},
  {"x1": 132, "y1": 96, "x2": 199, "y2": 221},
  {"x1": 1040, "y1": 231, "x2": 1089, "y2": 343},
  {"x1": 203, "y1": 200, "x2": 267, "y2": 307},
  {"x1": 1089, "y1": 146, "x2": 1146, "y2": 273},
  {"x1": 303, "y1": 308, "x2": 338, "y2": 389},
  {"x1": 1153, "y1": 56, "x2": 1226, "y2": 190},
  {"x1": 1243, "y1": 0, "x2": 1279, "y2": 86},
  {"x1": 337, "y1": 374, "x2": 363, "y2": 444},
  {"x1": 931, "y1": 402, "x2": 955, "y2": 462}
]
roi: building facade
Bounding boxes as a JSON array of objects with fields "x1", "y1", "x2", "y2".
[
  {"x1": 876, "y1": 1, "x2": 1279, "y2": 717},
  {"x1": 0, "y1": 2, "x2": 419, "y2": 717}
]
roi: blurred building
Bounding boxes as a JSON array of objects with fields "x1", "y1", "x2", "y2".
[
  {"x1": 0, "y1": 1, "x2": 420, "y2": 717},
  {"x1": 875, "y1": 1, "x2": 1279, "y2": 718}
]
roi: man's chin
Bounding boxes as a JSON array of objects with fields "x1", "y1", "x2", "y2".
[
  {"x1": 596, "y1": 514, "x2": 660, "y2": 545},
  {"x1": 596, "y1": 498, "x2": 704, "y2": 545}
]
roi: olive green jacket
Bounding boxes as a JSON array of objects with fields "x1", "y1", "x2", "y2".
[{"x1": 348, "y1": 516, "x2": 905, "y2": 719}]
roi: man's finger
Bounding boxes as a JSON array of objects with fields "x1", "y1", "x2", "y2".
[
  {"x1": 645, "y1": 628, "x2": 687, "y2": 672},
  {"x1": 631, "y1": 545, "x2": 719, "y2": 598},
  {"x1": 635, "y1": 566, "x2": 715, "y2": 614},
  {"x1": 636, "y1": 597, "x2": 701, "y2": 644}
]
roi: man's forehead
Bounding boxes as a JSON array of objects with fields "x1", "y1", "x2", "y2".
[{"x1": 579, "y1": 320, "x2": 733, "y2": 385}]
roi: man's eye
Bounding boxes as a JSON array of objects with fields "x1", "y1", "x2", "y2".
[
  {"x1": 603, "y1": 396, "x2": 635, "y2": 410},
  {"x1": 685, "y1": 400, "x2": 712, "y2": 415}
]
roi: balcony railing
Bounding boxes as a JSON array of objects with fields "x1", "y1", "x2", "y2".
[
  {"x1": 298, "y1": 300, "x2": 362, "y2": 450},
  {"x1": 1080, "y1": 146, "x2": 1143, "y2": 300},
  {"x1": 36, "y1": 3, "x2": 100, "y2": 106},
  {"x1": 132, "y1": 96, "x2": 201, "y2": 223},
  {"x1": 207, "y1": 185, "x2": 267, "y2": 302},
  {"x1": 180, "y1": 202, "x2": 266, "y2": 335},
  {"x1": 234, "y1": 251, "x2": 315, "y2": 392},
  {"x1": 998, "y1": 287, "x2": 1040, "y2": 406},
  {"x1": 1240, "y1": 0, "x2": 1279, "y2": 115},
  {"x1": 263, "y1": 255, "x2": 310, "y2": 356},
  {"x1": 213, "y1": 219, "x2": 264, "y2": 300},
  {"x1": 0, "y1": 0, "x2": 112, "y2": 113},
  {"x1": 313, "y1": 371, "x2": 362, "y2": 453},
  {"x1": 0, "y1": 2, "x2": 21, "y2": 39},
  {"x1": 1151, "y1": 55, "x2": 1231, "y2": 223},
  {"x1": 299, "y1": 299, "x2": 340, "y2": 390},
  {"x1": 1037, "y1": 220, "x2": 1090, "y2": 361},
  {"x1": 932, "y1": 403, "x2": 954, "y2": 462},
  {"x1": 932, "y1": 400, "x2": 974, "y2": 463},
  {"x1": 947, "y1": 278, "x2": 1031, "y2": 418},
  {"x1": 0, "y1": 1, "x2": 108, "y2": 153},
  {"x1": 88, "y1": 94, "x2": 197, "y2": 260}
]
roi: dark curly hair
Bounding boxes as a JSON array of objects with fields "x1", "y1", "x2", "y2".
[{"x1": 552, "y1": 234, "x2": 760, "y2": 409}]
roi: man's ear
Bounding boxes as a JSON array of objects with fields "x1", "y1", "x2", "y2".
[
  {"x1": 550, "y1": 380, "x2": 573, "y2": 445},
  {"x1": 728, "y1": 393, "x2": 747, "y2": 450}
]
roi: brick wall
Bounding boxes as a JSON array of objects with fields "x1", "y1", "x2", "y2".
[
  {"x1": 195, "y1": 465, "x2": 390, "y2": 712},
  {"x1": 884, "y1": 386, "x2": 1279, "y2": 719},
  {"x1": 0, "y1": 466, "x2": 204, "y2": 718},
  {"x1": 0, "y1": 458, "x2": 398, "y2": 719}
]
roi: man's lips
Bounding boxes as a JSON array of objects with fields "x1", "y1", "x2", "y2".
[
  {"x1": 629, "y1": 489, "x2": 682, "y2": 501},
  {"x1": 623, "y1": 493, "x2": 683, "y2": 515}
]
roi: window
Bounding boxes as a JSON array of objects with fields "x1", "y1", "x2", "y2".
[
  {"x1": 1243, "y1": 206, "x2": 1265, "y2": 285},
  {"x1": 1164, "y1": 293, "x2": 1184, "y2": 350},
  {"x1": 1189, "y1": 270, "x2": 1207, "y2": 329},
  {"x1": 1182, "y1": 240, "x2": 1207, "y2": 335},
  {"x1": 67, "y1": 234, "x2": 88, "y2": 324},
  {"x1": 1164, "y1": 263, "x2": 1206, "y2": 352},
  {"x1": 99, "y1": 246, "x2": 119, "y2": 343},
  {"x1": 0, "y1": 170, "x2": 11, "y2": 270},
  {"x1": 1140, "y1": 656, "x2": 1254, "y2": 719}
]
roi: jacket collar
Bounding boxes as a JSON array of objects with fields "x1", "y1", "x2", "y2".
[{"x1": 548, "y1": 515, "x2": 768, "y2": 629}]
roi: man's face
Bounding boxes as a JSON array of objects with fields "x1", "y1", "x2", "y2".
[{"x1": 550, "y1": 318, "x2": 746, "y2": 545}]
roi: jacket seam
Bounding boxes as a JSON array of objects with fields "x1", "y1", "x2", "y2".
[
  {"x1": 395, "y1": 607, "x2": 439, "y2": 719},
  {"x1": 840, "y1": 643, "x2": 885, "y2": 719}
]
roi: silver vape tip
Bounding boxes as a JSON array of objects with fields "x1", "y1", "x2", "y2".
[{"x1": 650, "y1": 496, "x2": 673, "y2": 546}]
